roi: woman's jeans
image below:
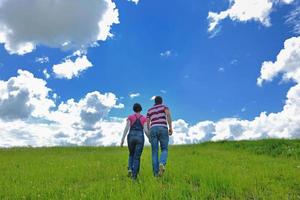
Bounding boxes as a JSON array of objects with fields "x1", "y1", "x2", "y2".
[
  {"x1": 150, "y1": 126, "x2": 169, "y2": 176},
  {"x1": 127, "y1": 130, "x2": 144, "y2": 178}
]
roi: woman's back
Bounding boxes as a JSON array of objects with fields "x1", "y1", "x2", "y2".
[{"x1": 128, "y1": 113, "x2": 147, "y2": 129}]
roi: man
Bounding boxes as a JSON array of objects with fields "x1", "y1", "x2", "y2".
[{"x1": 147, "y1": 96, "x2": 173, "y2": 177}]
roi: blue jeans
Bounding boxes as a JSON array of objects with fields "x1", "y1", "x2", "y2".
[
  {"x1": 127, "y1": 130, "x2": 144, "y2": 178},
  {"x1": 150, "y1": 126, "x2": 169, "y2": 176}
]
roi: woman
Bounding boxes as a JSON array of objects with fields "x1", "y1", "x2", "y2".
[{"x1": 120, "y1": 103, "x2": 149, "y2": 179}]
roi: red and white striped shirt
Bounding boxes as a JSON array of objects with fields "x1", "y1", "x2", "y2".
[{"x1": 147, "y1": 104, "x2": 169, "y2": 128}]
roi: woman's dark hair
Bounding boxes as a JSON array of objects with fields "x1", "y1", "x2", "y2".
[
  {"x1": 155, "y1": 96, "x2": 163, "y2": 105},
  {"x1": 133, "y1": 103, "x2": 142, "y2": 112}
]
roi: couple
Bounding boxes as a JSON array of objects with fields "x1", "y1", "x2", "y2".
[{"x1": 120, "y1": 96, "x2": 173, "y2": 179}]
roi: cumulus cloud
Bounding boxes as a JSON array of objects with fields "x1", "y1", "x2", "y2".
[
  {"x1": 0, "y1": 0, "x2": 119, "y2": 55},
  {"x1": 52, "y1": 55, "x2": 93, "y2": 79},
  {"x1": 169, "y1": 120, "x2": 216, "y2": 145},
  {"x1": 257, "y1": 37, "x2": 300, "y2": 86},
  {"x1": 0, "y1": 70, "x2": 55, "y2": 120},
  {"x1": 208, "y1": 0, "x2": 294, "y2": 34},
  {"x1": 0, "y1": 70, "x2": 125, "y2": 147},
  {"x1": 49, "y1": 91, "x2": 124, "y2": 130},
  {"x1": 0, "y1": 118, "x2": 126, "y2": 147}
]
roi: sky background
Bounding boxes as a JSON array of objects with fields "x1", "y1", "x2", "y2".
[{"x1": 0, "y1": 0, "x2": 300, "y2": 146}]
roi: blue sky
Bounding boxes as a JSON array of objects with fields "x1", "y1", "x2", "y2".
[
  {"x1": 0, "y1": 0, "x2": 300, "y2": 146},
  {"x1": 0, "y1": 0, "x2": 295, "y2": 122}
]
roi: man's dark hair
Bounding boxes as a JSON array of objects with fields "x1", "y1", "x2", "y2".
[
  {"x1": 154, "y1": 96, "x2": 163, "y2": 105},
  {"x1": 133, "y1": 103, "x2": 142, "y2": 112}
]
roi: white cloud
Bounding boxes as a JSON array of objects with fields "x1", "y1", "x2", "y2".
[
  {"x1": 0, "y1": 70, "x2": 55, "y2": 120},
  {"x1": 0, "y1": 118, "x2": 126, "y2": 147},
  {"x1": 170, "y1": 120, "x2": 216, "y2": 145},
  {"x1": 218, "y1": 67, "x2": 225, "y2": 72},
  {"x1": 257, "y1": 37, "x2": 300, "y2": 86},
  {"x1": 128, "y1": 0, "x2": 139, "y2": 5},
  {"x1": 114, "y1": 103, "x2": 125, "y2": 109},
  {"x1": 53, "y1": 55, "x2": 93, "y2": 79},
  {"x1": 48, "y1": 91, "x2": 124, "y2": 130},
  {"x1": 285, "y1": 6, "x2": 300, "y2": 35},
  {"x1": 52, "y1": 93, "x2": 58, "y2": 100},
  {"x1": 35, "y1": 56, "x2": 49, "y2": 64},
  {"x1": 0, "y1": 0, "x2": 119, "y2": 55},
  {"x1": 208, "y1": 0, "x2": 294, "y2": 34},
  {"x1": 230, "y1": 59, "x2": 238, "y2": 65},
  {"x1": 0, "y1": 70, "x2": 125, "y2": 147},
  {"x1": 129, "y1": 92, "x2": 140, "y2": 99},
  {"x1": 43, "y1": 69, "x2": 50, "y2": 79},
  {"x1": 160, "y1": 50, "x2": 172, "y2": 57}
]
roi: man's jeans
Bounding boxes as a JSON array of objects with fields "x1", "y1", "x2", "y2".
[
  {"x1": 150, "y1": 126, "x2": 169, "y2": 176},
  {"x1": 127, "y1": 130, "x2": 144, "y2": 178}
]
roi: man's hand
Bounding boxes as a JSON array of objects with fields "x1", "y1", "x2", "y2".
[
  {"x1": 165, "y1": 108, "x2": 173, "y2": 136},
  {"x1": 120, "y1": 140, "x2": 124, "y2": 147},
  {"x1": 168, "y1": 128, "x2": 173, "y2": 136}
]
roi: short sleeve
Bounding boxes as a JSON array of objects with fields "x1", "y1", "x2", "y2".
[
  {"x1": 141, "y1": 116, "x2": 147, "y2": 125},
  {"x1": 127, "y1": 115, "x2": 133, "y2": 125}
]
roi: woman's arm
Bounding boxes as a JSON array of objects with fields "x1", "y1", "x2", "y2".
[{"x1": 120, "y1": 119, "x2": 130, "y2": 147}]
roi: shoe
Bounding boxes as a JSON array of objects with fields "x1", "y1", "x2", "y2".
[
  {"x1": 127, "y1": 170, "x2": 132, "y2": 177},
  {"x1": 159, "y1": 163, "x2": 165, "y2": 177}
]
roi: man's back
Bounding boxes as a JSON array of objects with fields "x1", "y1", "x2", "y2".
[{"x1": 147, "y1": 104, "x2": 168, "y2": 128}]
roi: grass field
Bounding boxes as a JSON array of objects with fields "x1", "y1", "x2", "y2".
[{"x1": 0, "y1": 139, "x2": 300, "y2": 199}]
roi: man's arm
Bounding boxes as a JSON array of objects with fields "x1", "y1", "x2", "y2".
[
  {"x1": 165, "y1": 108, "x2": 173, "y2": 135},
  {"x1": 120, "y1": 119, "x2": 130, "y2": 147},
  {"x1": 147, "y1": 117, "x2": 150, "y2": 130}
]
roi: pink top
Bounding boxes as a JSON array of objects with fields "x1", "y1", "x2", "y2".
[{"x1": 128, "y1": 113, "x2": 147, "y2": 126}]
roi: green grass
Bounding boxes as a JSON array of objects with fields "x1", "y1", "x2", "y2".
[{"x1": 0, "y1": 139, "x2": 300, "y2": 199}]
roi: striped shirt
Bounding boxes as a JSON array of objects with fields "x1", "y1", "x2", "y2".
[{"x1": 147, "y1": 104, "x2": 169, "y2": 128}]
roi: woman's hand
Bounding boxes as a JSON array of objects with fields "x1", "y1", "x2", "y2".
[
  {"x1": 168, "y1": 128, "x2": 173, "y2": 136},
  {"x1": 148, "y1": 136, "x2": 151, "y2": 144}
]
